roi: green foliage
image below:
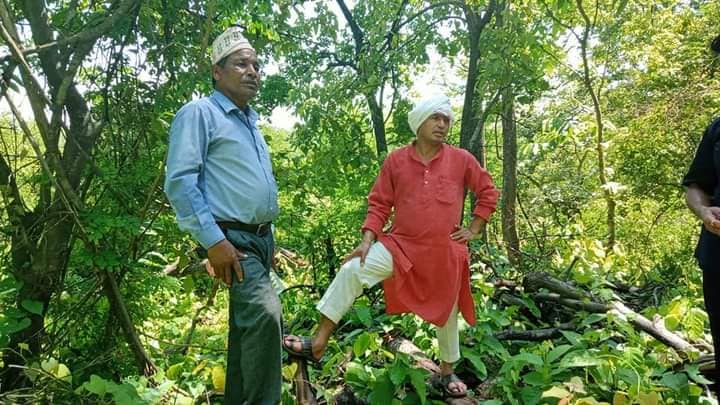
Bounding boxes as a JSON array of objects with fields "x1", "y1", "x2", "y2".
[{"x1": 1, "y1": 0, "x2": 720, "y2": 403}]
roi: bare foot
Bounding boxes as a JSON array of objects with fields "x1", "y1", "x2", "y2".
[{"x1": 282, "y1": 335, "x2": 325, "y2": 362}]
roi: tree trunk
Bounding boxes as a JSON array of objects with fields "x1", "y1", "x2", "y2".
[
  {"x1": 501, "y1": 86, "x2": 520, "y2": 267},
  {"x1": 576, "y1": 0, "x2": 616, "y2": 249},
  {"x1": 0, "y1": 0, "x2": 147, "y2": 390},
  {"x1": 100, "y1": 266, "x2": 156, "y2": 375},
  {"x1": 366, "y1": 92, "x2": 387, "y2": 157}
]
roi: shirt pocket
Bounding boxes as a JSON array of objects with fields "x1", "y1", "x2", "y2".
[{"x1": 435, "y1": 176, "x2": 460, "y2": 204}]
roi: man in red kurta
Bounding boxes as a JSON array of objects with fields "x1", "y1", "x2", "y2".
[{"x1": 284, "y1": 95, "x2": 499, "y2": 397}]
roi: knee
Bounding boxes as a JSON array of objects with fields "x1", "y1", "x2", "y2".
[
  {"x1": 258, "y1": 294, "x2": 282, "y2": 330},
  {"x1": 337, "y1": 258, "x2": 362, "y2": 280}
]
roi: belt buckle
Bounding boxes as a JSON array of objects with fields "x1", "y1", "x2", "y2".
[{"x1": 256, "y1": 222, "x2": 268, "y2": 235}]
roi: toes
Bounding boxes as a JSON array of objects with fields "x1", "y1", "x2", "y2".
[{"x1": 283, "y1": 335, "x2": 301, "y2": 350}]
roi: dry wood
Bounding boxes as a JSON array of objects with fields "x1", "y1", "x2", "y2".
[
  {"x1": 384, "y1": 334, "x2": 441, "y2": 374},
  {"x1": 523, "y1": 272, "x2": 590, "y2": 300},
  {"x1": 520, "y1": 272, "x2": 695, "y2": 356},
  {"x1": 495, "y1": 322, "x2": 576, "y2": 341},
  {"x1": 532, "y1": 292, "x2": 608, "y2": 313},
  {"x1": 290, "y1": 356, "x2": 319, "y2": 405},
  {"x1": 385, "y1": 335, "x2": 479, "y2": 404}
]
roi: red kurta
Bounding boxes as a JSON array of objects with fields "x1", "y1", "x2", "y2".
[{"x1": 362, "y1": 143, "x2": 499, "y2": 326}]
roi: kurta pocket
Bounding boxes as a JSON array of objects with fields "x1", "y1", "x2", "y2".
[{"x1": 435, "y1": 177, "x2": 460, "y2": 204}]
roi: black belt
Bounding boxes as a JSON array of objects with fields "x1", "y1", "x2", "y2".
[{"x1": 217, "y1": 221, "x2": 271, "y2": 236}]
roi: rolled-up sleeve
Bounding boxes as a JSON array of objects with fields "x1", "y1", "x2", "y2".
[
  {"x1": 682, "y1": 118, "x2": 720, "y2": 196},
  {"x1": 164, "y1": 103, "x2": 225, "y2": 249},
  {"x1": 463, "y1": 151, "x2": 499, "y2": 221}
]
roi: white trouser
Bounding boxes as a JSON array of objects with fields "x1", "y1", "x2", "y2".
[{"x1": 316, "y1": 242, "x2": 461, "y2": 363}]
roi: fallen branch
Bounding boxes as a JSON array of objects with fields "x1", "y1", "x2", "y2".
[
  {"x1": 523, "y1": 272, "x2": 590, "y2": 300},
  {"x1": 532, "y1": 292, "x2": 608, "y2": 313},
  {"x1": 520, "y1": 272, "x2": 695, "y2": 356},
  {"x1": 384, "y1": 334, "x2": 478, "y2": 404},
  {"x1": 384, "y1": 334, "x2": 440, "y2": 374},
  {"x1": 290, "y1": 356, "x2": 319, "y2": 405},
  {"x1": 495, "y1": 322, "x2": 576, "y2": 341}
]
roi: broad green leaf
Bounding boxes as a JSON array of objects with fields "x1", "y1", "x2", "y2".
[
  {"x1": 560, "y1": 330, "x2": 583, "y2": 346},
  {"x1": 566, "y1": 376, "x2": 586, "y2": 393},
  {"x1": 1, "y1": 317, "x2": 31, "y2": 334},
  {"x1": 461, "y1": 347, "x2": 487, "y2": 378},
  {"x1": 660, "y1": 372, "x2": 688, "y2": 391},
  {"x1": 559, "y1": 351, "x2": 601, "y2": 368},
  {"x1": 282, "y1": 363, "x2": 298, "y2": 381},
  {"x1": 408, "y1": 369, "x2": 426, "y2": 404},
  {"x1": 521, "y1": 386, "x2": 543, "y2": 405},
  {"x1": 41, "y1": 357, "x2": 59, "y2": 374},
  {"x1": 512, "y1": 352, "x2": 544, "y2": 367},
  {"x1": 166, "y1": 362, "x2": 184, "y2": 380},
  {"x1": 345, "y1": 362, "x2": 370, "y2": 385},
  {"x1": 546, "y1": 344, "x2": 573, "y2": 363},
  {"x1": 355, "y1": 306, "x2": 372, "y2": 327},
  {"x1": 388, "y1": 363, "x2": 407, "y2": 386},
  {"x1": 580, "y1": 313, "x2": 606, "y2": 328},
  {"x1": 542, "y1": 386, "x2": 570, "y2": 398},
  {"x1": 637, "y1": 392, "x2": 659, "y2": 405},
  {"x1": 106, "y1": 382, "x2": 143, "y2": 405},
  {"x1": 613, "y1": 392, "x2": 631, "y2": 405},
  {"x1": 55, "y1": 363, "x2": 71, "y2": 383},
  {"x1": 83, "y1": 374, "x2": 108, "y2": 396},
  {"x1": 353, "y1": 332, "x2": 372, "y2": 357},
  {"x1": 212, "y1": 365, "x2": 225, "y2": 392},
  {"x1": 21, "y1": 300, "x2": 43, "y2": 315},
  {"x1": 685, "y1": 364, "x2": 713, "y2": 385},
  {"x1": 369, "y1": 372, "x2": 394, "y2": 405},
  {"x1": 523, "y1": 371, "x2": 546, "y2": 386}
]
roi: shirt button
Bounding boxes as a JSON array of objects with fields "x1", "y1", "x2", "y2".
[{"x1": 424, "y1": 181, "x2": 428, "y2": 184}]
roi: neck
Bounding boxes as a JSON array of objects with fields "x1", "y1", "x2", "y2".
[
  {"x1": 415, "y1": 139, "x2": 442, "y2": 160},
  {"x1": 217, "y1": 88, "x2": 249, "y2": 110}
]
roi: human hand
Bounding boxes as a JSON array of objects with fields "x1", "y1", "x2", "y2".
[
  {"x1": 702, "y1": 206, "x2": 720, "y2": 235},
  {"x1": 342, "y1": 241, "x2": 372, "y2": 266},
  {"x1": 207, "y1": 239, "x2": 247, "y2": 285},
  {"x1": 450, "y1": 224, "x2": 477, "y2": 243}
]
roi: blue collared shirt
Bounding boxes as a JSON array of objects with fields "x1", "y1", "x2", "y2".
[{"x1": 164, "y1": 90, "x2": 279, "y2": 249}]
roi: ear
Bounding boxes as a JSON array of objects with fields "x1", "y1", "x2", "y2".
[{"x1": 212, "y1": 64, "x2": 222, "y2": 82}]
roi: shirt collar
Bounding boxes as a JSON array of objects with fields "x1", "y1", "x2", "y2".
[
  {"x1": 211, "y1": 90, "x2": 258, "y2": 122},
  {"x1": 409, "y1": 141, "x2": 446, "y2": 164}
]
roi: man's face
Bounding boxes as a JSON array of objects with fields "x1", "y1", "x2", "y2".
[
  {"x1": 416, "y1": 112, "x2": 451, "y2": 144},
  {"x1": 213, "y1": 48, "x2": 261, "y2": 107}
]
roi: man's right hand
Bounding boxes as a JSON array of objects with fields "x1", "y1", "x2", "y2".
[
  {"x1": 207, "y1": 239, "x2": 247, "y2": 285},
  {"x1": 702, "y1": 206, "x2": 720, "y2": 235},
  {"x1": 342, "y1": 241, "x2": 372, "y2": 266}
]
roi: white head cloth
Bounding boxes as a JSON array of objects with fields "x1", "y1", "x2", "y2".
[
  {"x1": 407, "y1": 95, "x2": 453, "y2": 135},
  {"x1": 211, "y1": 26, "x2": 255, "y2": 65}
]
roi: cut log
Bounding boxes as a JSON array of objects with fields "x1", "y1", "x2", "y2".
[
  {"x1": 495, "y1": 322, "x2": 576, "y2": 341},
  {"x1": 516, "y1": 272, "x2": 696, "y2": 356},
  {"x1": 384, "y1": 334, "x2": 441, "y2": 374},
  {"x1": 523, "y1": 272, "x2": 590, "y2": 300},
  {"x1": 610, "y1": 302, "x2": 693, "y2": 353},
  {"x1": 384, "y1": 335, "x2": 479, "y2": 404},
  {"x1": 289, "y1": 356, "x2": 319, "y2": 405},
  {"x1": 532, "y1": 292, "x2": 608, "y2": 313}
]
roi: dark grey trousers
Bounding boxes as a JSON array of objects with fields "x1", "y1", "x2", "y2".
[{"x1": 224, "y1": 229, "x2": 282, "y2": 405}]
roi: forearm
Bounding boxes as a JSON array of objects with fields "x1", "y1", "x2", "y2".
[
  {"x1": 469, "y1": 216, "x2": 487, "y2": 235},
  {"x1": 686, "y1": 184, "x2": 712, "y2": 221},
  {"x1": 361, "y1": 229, "x2": 377, "y2": 244}
]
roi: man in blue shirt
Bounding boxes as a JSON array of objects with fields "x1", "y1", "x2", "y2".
[{"x1": 164, "y1": 26, "x2": 281, "y2": 404}]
